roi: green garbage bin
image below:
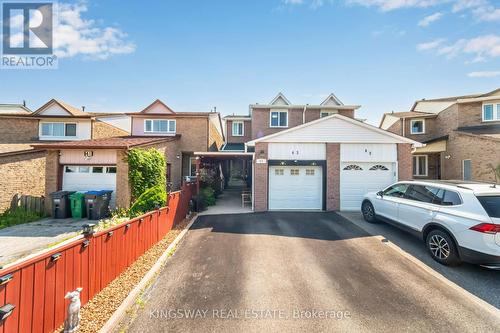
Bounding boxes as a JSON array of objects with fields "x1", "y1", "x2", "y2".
[{"x1": 69, "y1": 192, "x2": 86, "y2": 218}]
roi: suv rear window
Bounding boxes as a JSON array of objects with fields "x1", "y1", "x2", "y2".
[{"x1": 477, "y1": 196, "x2": 500, "y2": 218}]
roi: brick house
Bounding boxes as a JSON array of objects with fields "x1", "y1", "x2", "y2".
[
  {"x1": 36, "y1": 100, "x2": 224, "y2": 213},
  {"x1": 380, "y1": 88, "x2": 500, "y2": 183},
  {"x1": 197, "y1": 93, "x2": 420, "y2": 211},
  {"x1": 0, "y1": 100, "x2": 129, "y2": 212}
]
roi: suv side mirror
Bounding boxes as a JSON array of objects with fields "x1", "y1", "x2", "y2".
[{"x1": 376, "y1": 191, "x2": 384, "y2": 197}]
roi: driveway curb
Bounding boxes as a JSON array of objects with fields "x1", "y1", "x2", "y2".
[
  {"x1": 98, "y1": 214, "x2": 199, "y2": 333},
  {"x1": 340, "y1": 213, "x2": 500, "y2": 316}
]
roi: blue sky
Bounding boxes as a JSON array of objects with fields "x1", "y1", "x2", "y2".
[{"x1": 1, "y1": 0, "x2": 499, "y2": 125}]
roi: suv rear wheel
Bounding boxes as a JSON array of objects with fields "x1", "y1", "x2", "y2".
[
  {"x1": 361, "y1": 201, "x2": 378, "y2": 223},
  {"x1": 425, "y1": 229, "x2": 461, "y2": 266}
]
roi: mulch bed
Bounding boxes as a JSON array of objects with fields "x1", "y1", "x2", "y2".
[{"x1": 54, "y1": 216, "x2": 192, "y2": 333}]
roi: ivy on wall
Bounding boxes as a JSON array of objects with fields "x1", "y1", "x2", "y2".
[{"x1": 127, "y1": 148, "x2": 166, "y2": 200}]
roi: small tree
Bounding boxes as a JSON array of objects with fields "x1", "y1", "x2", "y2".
[
  {"x1": 486, "y1": 163, "x2": 500, "y2": 184},
  {"x1": 127, "y1": 148, "x2": 166, "y2": 200}
]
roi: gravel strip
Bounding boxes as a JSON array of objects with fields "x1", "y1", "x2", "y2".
[{"x1": 54, "y1": 216, "x2": 192, "y2": 333}]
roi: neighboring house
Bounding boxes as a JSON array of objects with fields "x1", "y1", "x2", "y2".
[
  {"x1": 0, "y1": 99, "x2": 129, "y2": 212},
  {"x1": 36, "y1": 99, "x2": 224, "y2": 213},
  {"x1": 380, "y1": 88, "x2": 500, "y2": 183},
  {"x1": 196, "y1": 93, "x2": 421, "y2": 212}
]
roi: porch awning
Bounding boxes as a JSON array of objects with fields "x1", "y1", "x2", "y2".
[
  {"x1": 194, "y1": 151, "x2": 254, "y2": 160},
  {"x1": 413, "y1": 139, "x2": 447, "y2": 154}
]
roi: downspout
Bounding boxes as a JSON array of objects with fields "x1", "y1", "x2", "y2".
[
  {"x1": 302, "y1": 105, "x2": 307, "y2": 124},
  {"x1": 402, "y1": 118, "x2": 405, "y2": 137}
]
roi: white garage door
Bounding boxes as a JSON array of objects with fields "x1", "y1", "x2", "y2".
[
  {"x1": 62, "y1": 165, "x2": 117, "y2": 208},
  {"x1": 340, "y1": 162, "x2": 396, "y2": 211},
  {"x1": 269, "y1": 166, "x2": 322, "y2": 210}
]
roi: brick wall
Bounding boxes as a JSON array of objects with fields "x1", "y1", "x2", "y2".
[
  {"x1": 253, "y1": 142, "x2": 268, "y2": 211},
  {"x1": 386, "y1": 119, "x2": 402, "y2": 136},
  {"x1": 208, "y1": 117, "x2": 225, "y2": 151},
  {"x1": 397, "y1": 143, "x2": 413, "y2": 181},
  {"x1": 226, "y1": 120, "x2": 252, "y2": 144},
  {"x1": 251, "y1": 108, "x2": 303, "y2": 139},
  {"x1": 92, "y1": 121, "x2": 129, "y2": 139},
  {"x1": 0, "y1": 117, "x2": 39, "y2": 143},
  {"x1": 44, "y1": 150, "x2": 60, "y2": 213},
  {"x1": 0, "y1": 150, "x2": 46, "y2": 212},
  {"x1": 442, "y1": 131, "x2": 500, "y2": 182},
  {"x1": 402, "y1": 117, "x2": 437, "y2": 142},
  {"x1": 326, "y1": 143, "x2": 340, "y2": 211}
]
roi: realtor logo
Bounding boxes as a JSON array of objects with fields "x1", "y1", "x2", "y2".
[{"x1": 1, "y1": 1, "x2": 57, "y2": 68}]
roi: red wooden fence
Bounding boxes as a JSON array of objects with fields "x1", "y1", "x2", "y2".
[{"x1": 0, "y1": 183, "x2": 196, "y2": 333}]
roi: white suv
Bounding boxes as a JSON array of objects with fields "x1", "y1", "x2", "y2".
[{"x1": 361, "y1": 180, "x2": 500, "y2": 268}]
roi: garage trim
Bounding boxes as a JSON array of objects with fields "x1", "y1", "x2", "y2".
[{"x1": 268, "y1": 160, "x2": 326, "y2": 210}]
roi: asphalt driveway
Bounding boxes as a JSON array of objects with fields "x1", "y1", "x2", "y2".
[{"x1": 126, "y1": 212, "x2": 500, "y2": 332}]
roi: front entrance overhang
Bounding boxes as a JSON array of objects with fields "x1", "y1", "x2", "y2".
[
  {"x1": 413, "y1": 139, "x2": 447, "y2": 154},
  {"x1": 194, "y1": 151, "x2": 254, "y2": 160}
]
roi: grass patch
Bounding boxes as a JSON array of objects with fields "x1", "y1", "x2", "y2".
[{"x1": 0, "y1": 209, "x2": 45, "y2": 230}]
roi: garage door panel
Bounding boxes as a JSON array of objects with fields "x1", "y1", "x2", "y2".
[
  {"x1": 269, "y1": 166, "x2": 322, "y2": 210},
  {"x1": 62, "y1": 165, "x2": 117, "y2": 208},
  {"x1": 340, "y1": 162, "x2": 395, "y2": 211}
]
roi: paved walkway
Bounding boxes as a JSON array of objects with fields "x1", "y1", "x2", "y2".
[
  {"x1": 199, "y1": 187, "x2": 252, "y2": 216},
  {"x1": 0, "y1": 217, "x2": 94, "y2": 267},
  {"x1": 126, "y1": 212, "x2": 500, "y2": 332}
]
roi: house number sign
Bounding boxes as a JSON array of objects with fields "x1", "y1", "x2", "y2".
[{"x1": 83, "y1": 151, "x2": 94, "y2": 160}]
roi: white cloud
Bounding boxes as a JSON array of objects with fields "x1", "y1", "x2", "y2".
[
  {"x1": 345, "y1": 0, "x2": 449, "y2": 12},
  {"x1": 282, "y1": 0, "x2": 305, "y2": 4},
  {"x1": 452, "y1": 0, "x2": 486, "y2": 12},
  {"x1": 416, "y1": 38, "x2": 445, "y2": 51},
  {"x1": 418, "y1": 12, "x2": 443, "y2": 26},
  {"x1": 467, "y1": 70, "x2": 500, "y2": 77},
  {"x1": 472, "y1": 5, "x2": 500, "y2": 21},
  {"x1": 53, "y1": 2, "x2": 135, "y2": 60},
  {"x1": 418, "y1": 34, "x2": 500, "y2": 62}
]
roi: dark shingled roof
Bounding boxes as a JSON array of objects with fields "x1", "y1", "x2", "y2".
[{"x1": 32, "y1": 136, "x2": 180, "y2": 149}]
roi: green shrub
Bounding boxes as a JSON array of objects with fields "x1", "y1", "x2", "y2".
[
  {"x1": 129, "y1": 185, "x2": 167, "y2": 217},
  {"x1": 0, "y1": 208, "x2": 45, "y2": 230},
  {"x1": 127, "y1": 148, "x2": 166, "y2": 200},
  {"x1": 198, "y1": 187, "x2": 216, "y2": 209}
]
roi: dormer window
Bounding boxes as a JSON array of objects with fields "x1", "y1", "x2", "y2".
[
  {"x1": 410, "y1": 119, "x2": 425, "y2": 134},
  {"x1": 40, "y1": 122, "x2": 77, "y2": 137},
  {"x1": 483, "y1": 103, "x2": 500, "y2": 122},
  {"x1": 232, "y1": 121, "x2": 244, "y2": 136},
  {"x1": 270, "y1": 110, "x2": 288, "y2": 128},
  {"x1": 144, "y1": 119, "x2": 176, "y2": 134}
]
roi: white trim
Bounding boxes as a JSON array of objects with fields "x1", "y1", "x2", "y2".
[
  {"x1": 320, "y1": 93, "x2": 343, "y2": 106},
  {"x1": 39, "y1": 121, "x2": 77, "y2": 138},
  {"x1": 269, "y1": 110, "x2": 288, "y2": 128},
  {"x1": 410, "y1": 118, "x2": 425, "y2": 134},
  {"x1": 247, "y1": 113, "x2": 423, "y2": 147},
  {"x1": 269, "y1": 92, "x2": 291, "y2": 106},
  {"x1": 412, "y1": 155, "x2": 428, "y2": 177},
  {"x1": 482, "y1": 102, "x2": 500, "y2": 122},
  {"x1": 462, "y1": 159, "x2": 472, "y2": 181},
  {"x1": 231, "y1": 121, "x2": 244, "y2": 136},
  {"x1": 144, "y1": 119, "x2": 176, "y2": 134}
]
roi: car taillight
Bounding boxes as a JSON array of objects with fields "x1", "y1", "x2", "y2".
[{"x1": 470, "y1": 223, "x2": 500, "y2": 234}]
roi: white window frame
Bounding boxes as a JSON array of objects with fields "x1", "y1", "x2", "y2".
[
  {"x1": 232, "y1": 121, "x2": 244, "y2": 136},
  {"x1": 40, "y1": 122, "x2": 77, "y2": 138},
  {"x1": 269, "y1": 110, "x2": 288, "y2": 128},
  {"x1": 144, "y1": 119, "x2": 176, "y2": 134},
  {"x1": 320, "y1": 111, "x2": 337, "y2": 118},
  {"x1": 189, "y1": 157, "x2": 197, "y2": 177},
  {"x1": 462, "y1": 159, "x2": 472, "y2": 181},
  {"x1": 410, "y1": 119, "x2": 425, "y2": 134},
  {"x1": 413, "y1": 155, "x2": 428, "y2": 177},
  {"x1": 482, "y1": 103, "x2": 500, "y2": 122}
]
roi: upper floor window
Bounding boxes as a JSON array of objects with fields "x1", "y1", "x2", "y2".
[
  {"x1": 270, "y1": 111, "x2": 288, "y2": 127},
  {"x1": 483, "y1": 103, "x2": 500, "y2": 122},
  {"x1": 232, "y1": 121, "x2": 244, "y2": 136},
  {"x1": 144, "y1": 119, "x2": 176, "y2": 134},
  {"x1": 410, "y1": 119, "x2": 425, "y2": 134},
  {"x1": 41, "y1": 122, "x2": 77, "y2": 137},
  {"x1": 320, "y1": 111, "x2": 337, "y2": 118}
]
